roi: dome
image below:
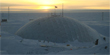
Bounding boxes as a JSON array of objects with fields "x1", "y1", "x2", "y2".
[{"x1": 15, "y1": 16, "x2": 101, "y2": 43}]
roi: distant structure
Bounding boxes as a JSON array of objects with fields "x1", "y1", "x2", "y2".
[
  {"x1": 1, "y1": 19, "x2": 7, "y2": 22},
  {"x1": 1, "y1": 6, "x2": 9, "y2": 22},
  {"x1": 15, "y1": 16, "x2": 104, "y2": 43},
  {"x1": 1, "y1": 13, "x2": 4, "y2": 17},
  {"x1": 102, "y1": 12, "x2": 104, "y2": 21}
]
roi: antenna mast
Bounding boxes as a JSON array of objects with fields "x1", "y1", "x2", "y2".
[
  {"x1": 8, "y1": 6, "x2": 10, "y2": 19},
  {"x1": 102, "y1": 12, "x2": 104, "y2": 21},
  {"x1": 62, "y1": 3, "x2": 63, "y2": 17},
  {"x1": 54, "y1": 6, "x2": 57, "y2": 16}
]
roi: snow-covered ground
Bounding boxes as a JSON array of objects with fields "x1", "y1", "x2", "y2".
[{"x1": 0, "y1": 12, "x2": 109, "y2": 55}]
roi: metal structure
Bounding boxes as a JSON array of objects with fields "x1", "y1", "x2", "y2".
[
  {"x1": 102, "y1": 12, "x2": 104, "y2": 21},
  {"x1": 8, "y1": 6, "x2": 10, "y2": 19},
  {"x1": 62, "y1": 3, "x2": 64, "y2": 17}
]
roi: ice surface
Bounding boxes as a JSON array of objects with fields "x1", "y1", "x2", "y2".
[
  {"x1": 1, "y1": 31, "x2": 109, "y2": 54},
  {"x1": 1, "y1": 12, "x2": 109, "y2": 54}
]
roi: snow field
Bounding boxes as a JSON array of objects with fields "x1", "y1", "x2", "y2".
[{"x1": 1, "y1": 12, "x2": 109, "y2": 54}]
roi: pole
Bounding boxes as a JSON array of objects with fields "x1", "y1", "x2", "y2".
[
  {"x1": 54, "y1": 6, "x2": 57, "y2": 16},
  {"x1": 8, "y1": 6, "x2": 10, "y2": 19},
  {"x1": 54, "y1": 8, "x2": 56, "y2": 15},
  {"x1": 62, "y1": 3, "x2": 63, "y2": 17},
  {"x1": 102, "y1": 12, "x2": 104, "y2": 21}
]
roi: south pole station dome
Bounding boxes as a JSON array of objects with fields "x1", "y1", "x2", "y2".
[{"x1": 15, "y1": 15, "x2": 104, "y2": 43}]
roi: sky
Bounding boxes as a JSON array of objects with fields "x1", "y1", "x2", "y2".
[{"x1": 0, "y1": 0, "x2": 110, "y2": 13}]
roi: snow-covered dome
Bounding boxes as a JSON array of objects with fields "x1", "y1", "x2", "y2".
[{"x1": 15, "y1": 16, "x2": 102, "y2": 43}]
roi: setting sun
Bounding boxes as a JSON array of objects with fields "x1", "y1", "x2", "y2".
[
  {"x1": 42, "y1": 6, "x2": 51, "y2": 9},
  {"x1": 36, "y1": 6, "x2": 53, "y2": 9}
]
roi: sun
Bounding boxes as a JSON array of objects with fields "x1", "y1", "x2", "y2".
[
  {"x1": 36, "y1": 6, "x2": 52, "y2": 9},
  {"x1": 43, "y1": 6, "x2": 50, "y2": 9}
]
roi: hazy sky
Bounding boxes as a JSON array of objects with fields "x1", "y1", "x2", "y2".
[{"x1": 1, "y1": 0, "x2": 109, "y2": 12}]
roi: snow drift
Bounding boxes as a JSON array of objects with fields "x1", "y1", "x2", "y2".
[{"x1": 15, "y1": 16, "x2": 104, "y2": 43}]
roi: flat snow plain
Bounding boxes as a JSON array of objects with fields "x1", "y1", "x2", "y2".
[{"x1": 0, "y1": 12, "x2": 109, "y2": 55}]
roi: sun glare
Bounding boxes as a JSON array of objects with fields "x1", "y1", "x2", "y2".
[
  {"x1": 36, "y1": 6, "x2": 53, "y2": 9},
  {"x1": 43, "y1": 6, "x2": 50, "y2": 9}
]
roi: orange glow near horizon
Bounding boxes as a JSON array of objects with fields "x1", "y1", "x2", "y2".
[{"x1": 27, "y1": 0, "x2": 66, "y2": 5}]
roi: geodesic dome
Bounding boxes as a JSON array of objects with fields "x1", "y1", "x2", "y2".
[{"x1": 15, "y1": 16, "x2": 102, "y2": 43}]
